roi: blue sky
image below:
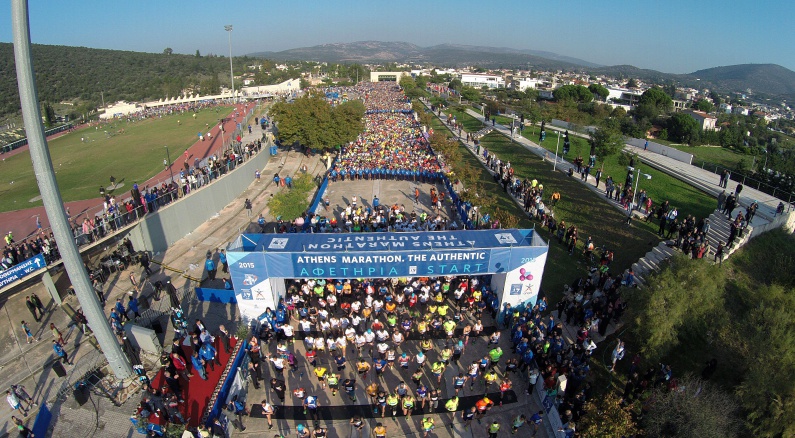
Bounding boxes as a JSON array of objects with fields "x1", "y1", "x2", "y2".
[{"x1": 1, "y1": 0, "x2": 793, "y2": 74}]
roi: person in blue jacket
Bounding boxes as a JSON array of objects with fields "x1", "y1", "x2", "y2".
[{"x1": 200, "y1": 342, "x2": 221, "y2": 371}]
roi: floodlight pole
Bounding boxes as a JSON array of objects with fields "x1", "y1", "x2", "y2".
[
  {"x1": 553, "y1": 130, "x2": 560, "y2": 171},
  {"x1": 12, "y1": 0, "x2": 131, "y2": 379},
  {"x1": 164, "y1": 145, "x2": 174, "y2": 183},
  {"x1": 225, "y1": 25, "x2": 235, "y2": 101}
]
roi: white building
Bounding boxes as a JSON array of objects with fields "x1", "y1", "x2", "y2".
[
  {"x1": 606, "y1": 87, "x2": 643, "y2": 107},
  {"x1": 513, "y1": 78, "x2": 541, "y2": 91},
  {"x1": 461, "y1": 74, "x2": 505, "y2": 89},
  {"x1": 686, "y1": 110, "x2": 717, "y2": 131}
]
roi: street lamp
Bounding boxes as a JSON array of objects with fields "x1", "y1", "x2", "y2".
[
  {"x1": 627, "y1": 166, "x2": 652, "y2": 209},
  {"x1": 164, "y1": 145, "x2": 174, "y2": 183},
  {"x1": 553, "y1": 131, "x2": 561, "y2": 171},
  {"x1": 225, "y1": 25, "x2": 235, "y2": 100}
]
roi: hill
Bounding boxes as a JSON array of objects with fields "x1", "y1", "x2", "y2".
[
  {"x1": 249, "y1": 40, "x2": 596, "y2": 70},
  {"x1": 0, "y1": 43, "x2": 237, "y2": 121},
  {"x1": 688, "y1": 63, "x2": 795, "y2": 97}
]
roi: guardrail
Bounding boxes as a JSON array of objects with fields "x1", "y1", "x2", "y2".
[{"x1": 695, "y1": 159, "x2": 795, "y2": 206}]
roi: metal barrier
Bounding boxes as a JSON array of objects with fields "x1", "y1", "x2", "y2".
[{"x1": 696, "y1": 159, "x2": 795, "y2": 206}]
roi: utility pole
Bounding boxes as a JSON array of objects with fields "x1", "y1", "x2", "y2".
[
  {"x1": 225, "y1": 25, "x2": 235, "y2": 100},
  {"x1": 12, "y1": 0, "x2": 131, "y2": 379}
]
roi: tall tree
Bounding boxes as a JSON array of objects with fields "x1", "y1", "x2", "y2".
[
  {"x1": 589, "y1": 127, "x2": 624, "y2": 160},
  {"x1": 588, "y1": 84, "x2": 609, "y2": 101}
]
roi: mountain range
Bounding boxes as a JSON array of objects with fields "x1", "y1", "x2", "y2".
[{"x1": 250, "y1": 41, "x2": 795, "y2": 101}]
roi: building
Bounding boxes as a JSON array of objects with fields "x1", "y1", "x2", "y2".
[
  {"x1": 512, "y1": 78, "x2": 541, "y2": 92},
  {"x1": 606, "y1": 87, "x2": 643, "y2": 107},
  {"x1": 685, "y1": 110, "x2": 717, "y2": 130},
  {"x1": 370, "y1": 71, "x2": 408, "y2": 83},
  {"x1": 460, "y1": 74, "x2": 505, "y2": 89}
]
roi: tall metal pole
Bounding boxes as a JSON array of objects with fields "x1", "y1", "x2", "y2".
[
  {"x1": 12, "y1": 0, "x2": 131, "y2": 379},
  {"x1": 165, "y1": 145, "x2": 174, "y2": 183},
  {"x1": 553, "y1": 130, "x2": 560, "y2": 171},
  {"x1": 225, "y1": 25, "x2": 234, "y2": 100}
]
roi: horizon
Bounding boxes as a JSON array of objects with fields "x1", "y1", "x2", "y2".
[{"x1": 0, "y1": 0, "x2": 793, "y2": 74}]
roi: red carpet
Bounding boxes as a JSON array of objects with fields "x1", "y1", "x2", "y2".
[{"x1": 151, "y1": 337, "x2": 238, "y2": 427}]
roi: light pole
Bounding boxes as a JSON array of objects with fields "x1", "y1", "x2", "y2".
[
  {"x1": 225, "y1": 25, "x2": 235, "y2": 100},
  {"x1": 164, "y1": 145, "x2": 174, "y2": 183},
  {"x1": 627, "y1": 166, "x2": 652, "y2": 209},
  {"x1": 553, "y1": 130, "x2": 561, "y2": 171},
  {"x1": 12, "y1": 0, "x2": 131, "y2": 379}
]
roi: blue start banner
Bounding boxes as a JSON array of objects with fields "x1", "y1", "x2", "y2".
[
  {"x1": 0, "y1": 254, "x2": 45, "y2": 287},
  {"x1": 237, "y1": 229, "x2": 533, "y2": 253},
  {"x1": 227, "y1": 229, "x2": 549, "y2": 320}
]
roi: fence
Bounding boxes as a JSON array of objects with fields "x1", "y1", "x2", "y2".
[
  {"x1": 695, "y1": 159, "x2": 795, "y2": 206},
  {"x1": 1, "y1": 123, "x2": 75, "y2": 152}
]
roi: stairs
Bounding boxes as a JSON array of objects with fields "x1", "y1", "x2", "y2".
[{"x1": 628, "y1": 209, "x2": 755, "y2": 287}]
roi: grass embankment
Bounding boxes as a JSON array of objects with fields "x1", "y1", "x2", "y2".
[
  {"x1": 449, "y1": 108, "x2": 717, "y2": 220},
  {"x1": 433, "y1": 111, "x2": 656, "y2": 303},
  {"x1": 0, "y1": 106, "x2": 233, "y2": 212}
]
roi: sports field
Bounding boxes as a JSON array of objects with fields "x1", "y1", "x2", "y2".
[{"x1": 0, "y1": 106, "x2": 233, "y2": 212}]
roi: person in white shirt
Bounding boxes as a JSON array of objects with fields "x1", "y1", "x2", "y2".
[
  {"x1": 376, "y1": 329, "x2": 390, "y2": 342},
  {"x1": 300, "y1": 319, "x2": 313, "y2": 333},
  {"x1": 392, "y1": 331, "x2": 404, "y2": 346},
  {"x1": 376, "y1": 342, "x2": 389, "y2": 357}
]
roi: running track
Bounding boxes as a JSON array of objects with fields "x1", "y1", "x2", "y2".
[{"x1": 0, "y1": 103, "x2": 253, "y2": 240}]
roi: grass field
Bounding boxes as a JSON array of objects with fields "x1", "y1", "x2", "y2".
[
  {"x1": 449, "y1": 109, "x2": 717, "y2": 220},
  {"x1": 0, "y1": 106, "x2": 232, "y2": 212},
  {"x1": 432, "y1": 111, "x2": 657, "y2": 302}
]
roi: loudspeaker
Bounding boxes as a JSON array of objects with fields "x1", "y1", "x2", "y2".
[
  {"x1": 73, "y1": 385, "x2": 89, "y2": 406},
  {"x1": 151, "y1": 321, "x2": 163, "y2": 334},
  {"x1": 52, "y1": 361, "x2": 67, "y2": 378}
]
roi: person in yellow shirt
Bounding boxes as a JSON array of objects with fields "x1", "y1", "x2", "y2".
[
  {"x1": 421, "y1": 417, "x2": 435, "y2": 437},
  {"x1": 431, "y1": 361, "x2": 446, "y2": 384},
  {"x1": 401, "y1": 394, "x2": 415, "y2": 416},
  {"x1": 327, "y1": 373, "x2": 340, "y2": 396},
  {"x1": 373, "y1": 423, "x2": 387, "y2": 438},
  {"x1": 386, "y1": 393, "x2": 400, "y2": 417},
  {"x1": 314, "y1": 366, "x2": 328, "y2": 389}
]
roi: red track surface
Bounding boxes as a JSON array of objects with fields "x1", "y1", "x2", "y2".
[
  {"x1": 150, "y1": 337, "x2": 239, "y2": 427},
  {"x1": 0, "y1": 104, "x2": 252, "y2": 240}
]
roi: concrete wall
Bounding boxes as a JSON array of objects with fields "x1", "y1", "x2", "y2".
[
  {"x1": 548, "y1": 119, "x2": 694, "y2": 165},
  {"x1": 127, "y1": 150, "x2": 271, "y2": 254},
  {"x1": 625, "y1": 137, "x2": 693, "y2": 164},
  {"x1": 749, "y1": 210, "x2": 795, "y2": 239}
]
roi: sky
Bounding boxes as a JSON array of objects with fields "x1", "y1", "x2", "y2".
[{"x1": 1, "y1": 0, "x2": 793, "y2": 74}]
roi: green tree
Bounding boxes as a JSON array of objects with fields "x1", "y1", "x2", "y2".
[
  {"x1": 270, "y1": 95, "x2": 363, "y2": 150},
  {"x1": 642, "y1": 376, "x2": 742, "y2": 438},
  {"x1": 639, "y1": 87, "x2": 673, "y2": 114},
  {"x1": 626, "y1": 78, "x2": 639, "y2": 88},
  {"x1": 588, "y1": 84, "x2": 609, "y2": 101},
  {"x1": 668, "y1": 112, "x2": 700, "y2": 144},
  {"x1": 460, "y1": 86, "x2": 481, "y2": 103},
  {"x1": 448, "y1": 78, "x2": 463, "y2": 90},
  {"x1": 579, "y1": 393, "x2": 638, "y2": 438},
  {"x1": 163, "y1": 47, "x2": 173, "y2": 55},
  {"x1": 589, "y1": 127, "x2": 624, "y2": 159},
  {"x1": 195, "y1": 50, "x2": 201, "y2": 57},
  {"x1": 40, "y1": 101, "x2": 55, "y2": 128},
  {"x1": 737, "y1": 283, "x2": 795, "y2": 438},
  {"x1": 554, "y1": 85, "x2": 593, "y2": 103},
  {"x1": 628, "y1": 255, "x2": 725, "y2": 361},
  {"x1": 694, "y1": 99, "x2": 714, "y2": 113}
]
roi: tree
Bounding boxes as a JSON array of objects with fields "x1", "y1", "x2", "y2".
[
  {"x1": 639, "y1": 87, "x2": 673, "y2": 114},
  {"x1": 163, "y1": 47, "x2": 173, "y2": 55},
  {"x1": 493, "y1": 208, "x2": 519, "y2": 229},
  {"x1": 736, "y1": 283, "x2": 795, "y2": 438},
  {"x1": 579, "y1": 393, "x2": 638, "y2": 438},
  {"x1": 588, "y1": 84, "x2": 609, "y2": 101},
  {"x1": 627, "y1": 255, "x2": 725, "y2": 361},
  {"x1": 694, "y1": 99, "x2": 714, "y2": 113},
  {"x1": 299, "y1": 78, "x2": 310, "y2": 89},
  {"x1": 554, "y1": 85, "x2": 593, "y2": 103},
  {"x1": 448, "y1": 78, "x2": 462, "y2": 90},
  {"x1": 626, "y1": 78, "x2": 639, "y2": 88},
  {"x1": 40, "y1": 101, "x2": 55, "y2": 128},
  {"x1": 460, "y1": 86, "x2": 481, "y2": 103},
  {"x1": 668, "y1": 113, "x2": 700, "y2": 144},
  {"x1": 642, "y1": 376, "x2": 742, "y2": 438},
  {"x1": 195, "y1": 50, "x2": 201, "y2": 57},
  {"x1": 589, "y1": 127, "x2": 624, "y2": 159},
  {"x1": 269, "y1": 95, "x2": 363, "y2": 150}
]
